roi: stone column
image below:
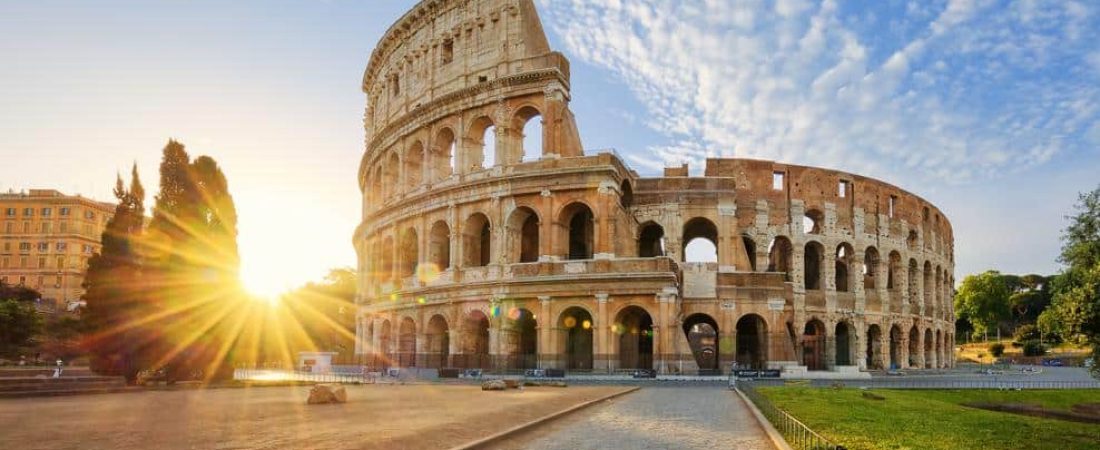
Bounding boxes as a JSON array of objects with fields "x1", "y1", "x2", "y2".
[
  {"x1": 538, "y1": 296, "x2": 552, "y2": 369},
  {"x1": 854, "y1": 319, "x2": 867, "y2": 371},
  {"x1": 825, "y1": 320, "x2": 837, "y2": 371},
  {"x1": 899, "y1": 330, "x2": 910, "y2": 370},
  {"x1": 595, "y1": 293, "x2": 610, "y2": 372}
]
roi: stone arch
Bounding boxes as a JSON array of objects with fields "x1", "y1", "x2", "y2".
[
  {"x1": 866, "y1": 323, "x2": 883, "y2": 370},
  {"x1": 835, "y1": 321, "x2": 854, "y2": 366},
  {"x1": 802, "y1": 319, "x2": 827, "y2": 371},
  {"x1": 908, "y1": 259, "x2": 920, "y2": 310},
  {"x1": 907, "y1": 229, "x2": 919, "y2": 251},
  {"x1": 558, "y1": 306, "x2": 593, "y2": 370},
  {"x1": 384, "y1": 151, "x2": 400, "y2": 197},
  {"x1": 463, "y1": 213, "x2": 492, "y2": 267},
  {"x1": 863, "y1": 246, "x2": 880, "y2": 290},
  {"x1": 638, "y1": 221, "x2": 666, "y2": 257},
  {"x1": 513, "y1": 105, "x2": 543, "y2": 163},
  {"x1": 399, "y1": 227, "x2": 419, "y2": 279},
  {"x1": 683, "y1": 313, "x2": 720, "y2": 373},
  {"x1": 767, "y1": 236, "x2": 794, "y2": 281},
  {"x1": 923, "y1": 260, "x2": 934, "y2": 316},
  {"x1": 380, "y1": 235, "x2": 395, "y2": 282},
  {"x1": 428, "y1": 221, "x2": 451, "y2": 271},
  {"x1": 804, "y1": 241, "x2": 825, "y2": 290},
  {"x1": 934, "y1": 265, "x2": 943, "y2": 319},
  {"x1": 503, "y1": 306, "x2": 538, "y2": 370},
  {"x1": 682, "y1": 217, "x2": 718, "y2": 263},
  {"x1": 398, "y1": 317, "x2": 417, "y2": 367},
  {"x1": 936, "y1": 329, "x2": 944, "y2": 369},
  {"x1": 924, "y1": 328, "x2": 934, "y2": 368},
  {"x1": 465, "y1": 116, "x2": 496, "y2": 172},
  {"x1": 558, "y1": 202, "x2": 595, "y2": 260},
  {"x1": 889, "y1": 324, "x2": 903, "y2": 369},
  {"x1": 887, "y1": 251, "x2": 902, "y2": 292},
  {"x1": 379, "y1": 319, "x2": 393, "y2": 367},
  {"x1": 620, "y1": 180, "x2": 634, "y2": 209},
  {"x1": 425, "y1": 314, "x2": 450, "y2": 368},
  {"x1": 835, "y1": 242, "x2": 855, "y2": 292},
  {"x1": 614, "y1": 305, "x2": 654, "y2": 370},
  {"x1": 741, "y1": 235, "x2": 757, "y2": 272},
  {"x1": 507, "y1": 206, "x2": 540, "y2": 263},
  {"x1": 803, "y1": 209, "x2": 824, "y2": 234},
  {"x1": 735, "y1": 314, "x2": 768, "y2": 369},
  {"x1": 431, "y1": 127, "x2": 457, "y2": 182},
  {"x1": 908, "y1": 325, "x2": 920, "y2": 368},
  {"x1": 371, "y1": 166, "x2": 383, "y2": 208},
  {"x1": 404, "y1": 140, "x2": 424, "y2": 190},
  {"x1": 459, "y1": 309, "x2": 490, "y2": 369}
]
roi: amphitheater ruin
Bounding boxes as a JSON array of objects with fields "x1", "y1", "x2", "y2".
[{"x1": 353, "y1": 0, "x2": 955, "y2": 376}]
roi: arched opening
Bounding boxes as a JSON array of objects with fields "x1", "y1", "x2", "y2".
[
  {"x1": 835, "y1": 321, "x2": 852, "y2": 366},
  {"x1": 379, "y1": 320, "x2": 393, "y2": 368},
  {"x1": 399, "y1": 227, "x2": 419, "y2": 279},
  {"x1": 908, "y1": 259, "x2": 920, "y2": 310},
  {"x1": 508, "y1": 207, "x2": 540, "y2": 263},
  {"x1": 638, "y1": 222, "x2": 666, "y2": 257},
  {"x1": 907, "y1": 230, "x2": 919, "y2": 251},
  {"x1": 936, "y1": 330, "x2": 944, "y2": 368},
  {"x1": 683, "y1": 314, "x2": 719, "y2": 373},
  {"x1": 380, "y1": 236, "x2": 394, "y2": 282},
  {"x1": 371, "y1": 166, "x2": 383, "y2": 208},
  {"x1": 384, "y1": 152, "x2": 399, "y2": 197},
  {"x1": 459, "y1": 310, "x2": 490, "y2": 369},
  {"x1": 425, "y1": 315, "x2": 450, "y2": 369},
  {"x1": 514, "y1": 106, "x2": 542, "y2": 163},
  {"x1": 431, "y1": 128, "x2": 456, "y2": 182},
  {"x1": 742, "y1": 235, "x2": 757, "y2": 272},
  {"x1": 615, "y1": 306, "x2": 654, "y2": 370},
  {"x1": 889, "y1": 324, "x2": 902, "y2": 370},
  {"x1": 620, "y1": 180, "x2": 634, "y2": 208},
  {"x1": 404, "y1": 141, "x2": 424, "y2": 190},
  {"x1": 802, "y1": 319, "x2": 827, "y2": 371},
  {"x1": 560, "y1": 203, "x2": 594, "y2": 260},
  {"x1": 428, "y1": 221, "x2": 451, "y2": 272},
  {"x1": 835, "y1": 243, "x2": 854, "y2": 292},
  {"x1": 867, "y1": 324, "x2": 883, "y2": 370},
  {"x1": 559, "y1": 307, "x2": 593, "y2": 370},
  {"x1": 767, "y1": 236, "x2": 793, "y2": 281},
  {"x1": 864, "y1": 246, "x2": 880, "y2": 290},
  {"x1": 682, "y1": 217, "x2": 718, "y2": 263},
  {"x1": 735, "y1": 314, "x2": 768, "y2": 370},
  {"x1": 803, "y1": 209, "x2": 824, "y2": 234},
  {"x1": 908, "y1": 326, "x2": 920, "y2": 368},
  {"x1": 804, "y1": 242, "x2": 824, "y2": 290},
  {"x1": 504, "y1": 307, "x2": 538, "y2": 370},
  {"x1": 887, "y1": 251, "x2": 901, "y2": 292},
  {"x1": 934, "y1": 267, "x2": 943, "y2": 319},
  {"x1": 924, "y1": 328, "x2": 934, "y2": 369},
  {"x1": 463, "y1": 213, "x2": 492, "y2": 267},
  {"x1": 466, "y1": 116, "x2": 495, "y2": 171},
  {"x1": 398, "y1": 317, "x2": 417, "y2": 367},
  {"x1": 923, "y1": 261, "x2": 933, "y2": 314}
]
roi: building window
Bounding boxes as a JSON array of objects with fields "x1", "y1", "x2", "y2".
[
  {"x1": 772, "y1": 172, "x2": 785, "y2": 190},
  {"x1": 838, "y1": 180, "x2": 850, "y2": 198},
  {"x1": 37, "y1": 242, "x2": 49, "y2": 252},
  {"x1": 4, "y1": 222, "x2": 11, "y2": 233},
  {"x1": 55, "y1": 242, "x2": 67, "y2": 252},
  {"x1": 42, "y1": 207, "x2": 52, "y2": 217},
  {"x1": 2, "y1": 242, "x2": 9, "y2": 251},
  {"x1": 60, "y1": 207, "x2": 70, "y2": 216},
  {"x1": 19, "y1": 242, "x2": 31, "y2": 253},
  {"x1": 1, "y1": 257, "x2": 7, "y2": 269},
  {"x1": 888, "y1": 195, "x2": 897, "y2": 218},
  {"x1": 442, "y1": 40, "x2": 454, "y2": 65},
  {"x1": 55, "y1": 275, "x2": 62, "y2": 288},
  {"x1": 40, "y1": 222, "x2": 51, "y2": 234},
  {"x1": 23, "y1": 208, "x2": 33, "y2": 217},
  {"x1": 59, "y1": 222, "x2": 68, "y2": 233},
  {"x1": 85, "y1": 211, "x2": 96, "y2": 220},
  {"x1": 18, "y1": 276, "x2": 25, "y2": 285},
  {"x1": 38, "y1": 257, "x2": 46, "y2": 269},
  {"x1": 20, "y1": 257, "x2": 27, "y2": 268},
  {"x1": 56, "y1": 257, "x2": 64, "y2": 269},
  {"x1": 4, "y1": 208, "x2": 14, "y2": 216}
]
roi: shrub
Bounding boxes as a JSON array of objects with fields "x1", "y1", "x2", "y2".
[
  {"x1": 989, "y1": 343, "x2": 1006, "y2": 357},
  {"x1": 1014, "y1": 324, "x2": 1039, "y2": 343},
  {"x1": 1022, "y1": 340, "x2": 1046, "y2": 357}
]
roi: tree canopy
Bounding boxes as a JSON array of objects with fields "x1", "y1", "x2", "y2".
[
  {"x1": 0, "y1": 284, "x2": 44, "y2": 358},
  {"x1": 1048, "y1": 185, "x2": 1100, "y2": 373}
]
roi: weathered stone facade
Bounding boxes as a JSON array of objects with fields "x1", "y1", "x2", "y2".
[{"x1": 353, "y1": 0, "x2": 955, "y2": 375}]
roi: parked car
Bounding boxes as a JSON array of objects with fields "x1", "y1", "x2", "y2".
[{"x1": 1041, "y1": 358, "x2": 1064, "y2": 367}]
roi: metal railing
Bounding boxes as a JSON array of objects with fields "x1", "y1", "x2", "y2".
[
  {"x1": 737, "y1": 380, "x2": 844, "y2": 450},
  {"x1": 233, "y1": 369, "x2": 375, "y2": 384}
]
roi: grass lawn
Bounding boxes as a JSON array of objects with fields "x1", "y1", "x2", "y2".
[{"x1": 758, "y1": 387, "x2": 1100, "y2": 450}]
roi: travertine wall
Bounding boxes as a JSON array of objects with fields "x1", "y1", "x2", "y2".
[{"x1": 353, "y1": 0, "x2": 955, "y2": 374}]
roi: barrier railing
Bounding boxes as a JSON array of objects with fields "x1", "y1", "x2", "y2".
[
  {"x1": 232, "y1": 369, "x2": 374, "y2": 384},
  {"x1": 737, "y1": 380, "x2": 843, "y2": 450}
]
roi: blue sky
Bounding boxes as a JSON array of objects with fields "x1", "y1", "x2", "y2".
[{"x1": 2, "y1": 0, "x2": 1098, "y2": 294}]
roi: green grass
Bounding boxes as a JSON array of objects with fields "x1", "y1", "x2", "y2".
[{"x1": 757, "y1": 387, "x2": 1100, "y2": 450}]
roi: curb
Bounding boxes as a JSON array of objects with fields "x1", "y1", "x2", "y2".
[
  {"x1": 449, "y1": 386, "x2": 641, "y2": 450},
  {"x1": 733, "y1": 388, "x2": 793, "y2": 450}
]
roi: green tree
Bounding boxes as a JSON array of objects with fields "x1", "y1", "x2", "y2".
[
  {"x1": 82, "y1": 165, "x2": 148, "y2": 381},
  {"x1": 282, "y1": 268, "x2": 358, "y2": 360},
  {"x1": 0, "y1": 284, "x2": 44, "y2": 358},
  {"x1": 955, "y1": 271, "x2": 1012, "y2": 340},
  {"x1": 1049, "y1": 185, "x2": 1100, "y2": 375}
]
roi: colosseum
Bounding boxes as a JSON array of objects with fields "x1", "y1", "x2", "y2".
[{"x1": 353, "y1": 0, "x2": 956, "y2": 377}]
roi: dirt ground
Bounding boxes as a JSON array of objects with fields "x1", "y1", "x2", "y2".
[{"x1": 0, "y1": 384, "x2": 629, "y2": 450}]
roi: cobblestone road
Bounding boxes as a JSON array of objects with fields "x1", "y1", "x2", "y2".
[{"x1": 487, "y1": 386, "x2": 775, "y2": 450}]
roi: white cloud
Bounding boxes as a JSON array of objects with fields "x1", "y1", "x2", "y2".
[{"x1": 538, "y1": 0, "x2": 1100, "y2": 186}]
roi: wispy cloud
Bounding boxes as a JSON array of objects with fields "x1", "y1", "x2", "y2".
[{"x1": 539, "y1": 0, "x2": 1099, "y2": 184}]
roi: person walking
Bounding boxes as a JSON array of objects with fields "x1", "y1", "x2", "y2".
[{"x1": 54, "y1": 359, "x2": 64, "y2": 378}]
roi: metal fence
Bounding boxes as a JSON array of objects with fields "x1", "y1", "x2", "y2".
[
  {"x1": 233, "y1": 369, "x2": 374, "y2": 384},
  {"x1": 737, "y1": 381, "x2": 843, "y2": 450}
]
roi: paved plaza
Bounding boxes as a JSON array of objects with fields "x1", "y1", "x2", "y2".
[{"x1": 488, "y1": 386, "x2": 774, "y2": 450}]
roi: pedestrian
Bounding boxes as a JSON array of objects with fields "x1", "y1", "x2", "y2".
[{"x1": 54, "y1": 358, "x2": 64, "y2": 378}]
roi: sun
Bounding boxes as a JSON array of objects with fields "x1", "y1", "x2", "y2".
[{"x1": 241, "y1": 266, "x2": 290, "y2": 300}]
